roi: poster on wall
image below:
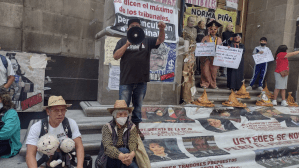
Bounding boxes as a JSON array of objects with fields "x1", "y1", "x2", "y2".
[
  {"x1": 226, "y1": 0, "x2": 238, "y2": 10},
  {"x1": 112, "y1": 0, "x2": 179, "y2": 43},
  {"x1": 0, "y1": 51, "x2": 47, "y2": 112},
  {"x1": 138, "y1": 106, "x2": 299, "y2": 167},
  {"x1": 150, "y1": 43, "x2": 176, "y2": 82},
  {"x1": 184, "y1": 6, "x2": 237, "y2": 36},
  {"x1": 185, "y1": 0, "x2": 217, "y2": 9}
]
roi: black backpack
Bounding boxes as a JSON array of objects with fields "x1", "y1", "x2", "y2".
[{"x1": 39, "y1": 117, "x2": 72, "y2": 138}]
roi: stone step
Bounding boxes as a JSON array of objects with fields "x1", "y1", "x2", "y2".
[
  {"x1": 196, "y1": 87, "x2": 262, "y2": 96},
  {"x1": 19, "y1": 133, "x2": 103, "y2": 156}
]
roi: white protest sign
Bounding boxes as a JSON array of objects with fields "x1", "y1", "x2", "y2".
[
  {"x1": 213, "y1": 45, "x2": 243, "y2": 69},
  {"x1": 195, "y1": 42, "x2": 216, "y2": 57},
  {"x1": 252, "y1": 50, "x2": 274, "y2": 64},
  {"x1": 108, "y1": 65, "x2": 120, "y2": 90},
  {"x1": 226, "y1": 0, "x2": 238, "y2": 9}
]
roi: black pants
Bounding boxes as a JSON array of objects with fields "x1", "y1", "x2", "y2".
[{"x1": 0, "y1": 140, "x2": 11, "y2": 157}]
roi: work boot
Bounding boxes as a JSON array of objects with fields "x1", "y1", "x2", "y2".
[{"x1": 134, "y1": 122, "x2": 145, "y2": 140}]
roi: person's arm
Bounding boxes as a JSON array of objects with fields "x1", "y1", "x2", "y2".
[
  {"x1": 73, "y1": 137, "x2": 84, "y2": 168},
  {"x1": 217, "y1": 37, "x2": 222, "y2": 46},
  {"x1": 4, "y1": 75, "x2": 15, "y2": 89},
  {"x1": 285, "y1": 50, "x2": 299, "y2": 58},
  {"x1": 26, "y1": 144, "x2": 38, "y2": 168},
  {"x1": 113, "y1": 40, "x2": 131, "y2": 60},
  {"x1": 201, "y1": 36, "x2": 208, "y2": 43},
  {"x1": 0, "y1": 110, "x2": 20, "y2": 140},
  {"x1": 101, "y1": 125, "x2": 122, "y2": 159},
  {"x1": 123, "y1": 126, "x2": 138, "y2": 165},
  {"x1": 155, "y1": 21, "x2": 166, "y2": 46}
]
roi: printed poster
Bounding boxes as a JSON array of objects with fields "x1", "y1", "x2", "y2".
[
  {"x1": 108, "y1": 65, "x2": 120, "y2": 90},
  {"x1": 0, "y1": 51, "x2": 46, "y2": 112},
  {"x1": 138, "y1": 106, "x2": 299, "y2": 167},
  {"x1": 226, "y1": 0, "x2": 238, "y2": 10},
  {"x1": 185, "y1": 0, "x2": 217, "y2": 9},
  {"x1": 112, "y1": 0, "x2": 179, "y2": 43},
  {"x1": 104, "y1": 36, "x2": 121, "y2": 66},
  {"x1": 150, "y1": 43, "x2": 176, "y2": 82}
]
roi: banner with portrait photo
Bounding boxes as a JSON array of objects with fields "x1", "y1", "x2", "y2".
[
  {"x1": 138, "y1": 106, "x2": 299, "y2": 167},
  {"x1": 184, "y1": 6, "x2": 237, "y2": 36},
  {"x1": 112, "y1": 0, "x2": 179, "y2": 43},
  {"x1": 0, "y1": 51, "x2": 47, "y2": 112},
  {"x1": 150, "y1": 43, "x2": 176, "y2": 82}
]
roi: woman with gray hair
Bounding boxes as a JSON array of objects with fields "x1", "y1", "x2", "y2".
[{"x1": 95, "y1": 100, "x2": 140, "y2": 168}]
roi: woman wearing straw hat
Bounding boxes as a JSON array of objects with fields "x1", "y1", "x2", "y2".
[
  {"x1": 95, "y1": 100, "x2": 139, "y2": 168},
  {"x1": 0, "y1": 87, "x2": 22, "y2": 158}
]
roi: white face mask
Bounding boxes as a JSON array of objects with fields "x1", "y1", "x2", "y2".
[
  {"x1": 0, "y1": 103, "x2": 3, "y2": 109},
  {"x1": 116, "y1": 117, "x2": 127, "y2": 126}
]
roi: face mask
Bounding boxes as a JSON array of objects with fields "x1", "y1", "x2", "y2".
[
  {"x1": 0, "y1": 103, "x2": 3, "y2": 109},
  {"x1": 116, "y1": 117, "x2": 127, "y2": 126},
  {"x1": 260, "y1": 43, "x2": 266, "y2": 46}
]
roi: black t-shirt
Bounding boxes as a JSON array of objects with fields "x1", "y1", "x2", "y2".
[{"x1": 114, "y1": 37, "x2": 159, "y2": 85}]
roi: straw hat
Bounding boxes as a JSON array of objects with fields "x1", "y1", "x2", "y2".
[
  {"x1": 107, "y1": 100, "x2": 134, "y2": 114},
  {"x1": 43, "y1": 96, "x2": 72, "y2": 110}
]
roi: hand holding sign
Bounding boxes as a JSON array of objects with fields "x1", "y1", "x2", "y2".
[{"x1": 253, "y1": 49, "x2": 274, "y2": 64}]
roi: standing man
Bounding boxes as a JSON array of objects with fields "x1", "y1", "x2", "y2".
[
  {"x1": 26, "y1": 96, "x2": 84, "y2": 168},
  {"x1": 113, "y1": 18, "x2": 165, "y2": 140},
  {"x1": 0, "y1": 54, "x2": 15, "y2": 90}
]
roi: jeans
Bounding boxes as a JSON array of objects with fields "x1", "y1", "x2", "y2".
[
  {"x1": 119, "y1": 83, "x2": 147, "y2": 123},
  {"x1": 106, "y1": 147, "x2": 139, "y2": 168}
]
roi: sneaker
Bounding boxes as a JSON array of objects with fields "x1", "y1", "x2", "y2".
[
  {"x1": 246, "y1": 86, "x2": 252, "y2": 90},
  {"x1": 258, "y1": 87, "x2": 263, "y2": 91},
  {"x1": 272, "y1": 100, "x2": 277, "y2": 106},
  {"x1": 281, "y1": 100, "x2": 288, "y2": 107}
]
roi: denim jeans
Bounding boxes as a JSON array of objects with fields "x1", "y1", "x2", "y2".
[
  {"x1": 106, "y1": 147, "x2": 139, "y2": 168},
  {"x1": 119, "y1": 82, "x2": 147, "y2": 123}
]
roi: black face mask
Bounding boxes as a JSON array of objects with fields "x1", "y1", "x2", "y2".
[{"x1": 260, "y1": 43, "x2": 266, "y2": 46}]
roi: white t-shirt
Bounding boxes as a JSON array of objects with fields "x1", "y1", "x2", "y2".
[
  {"x1": 26, "y1": 117, "x2": 81, "y2": 161},
  {"x1": 0, "y1": 57, "x2": 15, "y2": 86}
]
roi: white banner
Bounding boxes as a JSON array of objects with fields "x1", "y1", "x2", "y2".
[
  {"x1": 253, "y1": 50, "x2": 274, "y2": 65},
  {"x1": 112, "y1": 0, "x2": 179, "y2": 43},
  {"x1": 226, "y1": 0, "x2": 238, "y2": 9},
  {"x1": 213, "y1": 45, "x2": 243, "y2": 69},
  {"x1": 195, "y1": 42, "x2": 216, "y2": 57},
  {"x1": 185, "y1": 0, "x2": 217, "y2": 9},
  {"x1": 0, "y1": 51, "x2": 46, "y2": 112},
  {"x1": 138, "y1": 106, "x2": 299, "y2": 168}
]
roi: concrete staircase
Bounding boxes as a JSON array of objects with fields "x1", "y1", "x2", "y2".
[{"x1": 194, "y1": 75, "x2": 280, "y2": 106}]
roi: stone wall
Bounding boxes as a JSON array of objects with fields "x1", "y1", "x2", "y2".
[
  {"x1": 0, "y1": 0, "x2": 104, "y2": 59},
  {"x1": 244, "y1": 0, "x2": 299, "y2": 99}
]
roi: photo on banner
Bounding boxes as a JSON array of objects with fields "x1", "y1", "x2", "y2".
[
  {"x1": 112, "y1": 0, "x2": 179, "y2": 43},
  {"x1": 197, "y1": 118, "x2": 238, "y2": 133},
  {"x1": 143, "y1": 138, "x2": 189, "y2": 162},
  {"x1": 182, "y1": 136, "x2": 229, "y2": 158},
  {"x1": 150, "y1": 43, "x2": 177, "y2": 82},
  {"x1": 210, "y1": 107, "x2": 242, "y2": 123},
  {"x1": 0, "y1": 51, "x2": 46, "y2": 112}
]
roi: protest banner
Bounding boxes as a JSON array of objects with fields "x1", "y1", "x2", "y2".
[
  {"x1": 195, "y1": 42, "x2": 216, "y2": 57},
  {"x1": 0, "y1": 51, "x2": 47, "y2": 112},
  {"x1": 185, "y1": 0, "x2": 217, "y2": 9},
  {"x1": 112, "y1": 0, "x2": 179, "y2": 43},
  {"x1": 150, "y1": 43, "x2": 177, "y2": 82},
  {"x1": 252, "y1": 50, "x2": 274, "y2": 65},
  {"x1": 138, "y1": 106, "x2": 299, "y2": 167},
  {"x1": 213, "y1": 45, "x2": 243, "y2": 69}
]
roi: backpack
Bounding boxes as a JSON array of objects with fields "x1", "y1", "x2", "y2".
[
  {"x1": 39, "y1": 117, "x2": 72, "y2": 138},
  {"x1": 0, "y1": 55, "x2": 8, "y2": 70}
]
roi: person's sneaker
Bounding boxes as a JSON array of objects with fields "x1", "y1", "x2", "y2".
[
  {"x1": 281, "y1": 100, "x2": 288, "y2": 107},
  {"x1": 246, "y1": 86, "x2": 252, "y2": 90},
  {"x1": 272, "y1": 100, "x2": 277, "y2": 106},
  {"x1": 258, "y1": 87, "x2": 263, "y2": 91}
]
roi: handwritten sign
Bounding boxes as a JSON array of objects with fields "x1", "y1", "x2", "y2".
[
  {"x1": 213, "y1": 45, "x2": 243, "y2": 69},
  {"x1": 108, "y1": 65, "x2": 120, "y2": 90},
  {"x1": 226, "y1": 0, "x2": 238, "y2": 9},
  {"x1": 104, "y1": 36, "x2": 121, "y2": 66},
  {"x1": 252, "y1": 50, "x2": 274, "y2": 64},
  {"x1": 195, "y1": 42, "x2": 216, "y2": 57}
]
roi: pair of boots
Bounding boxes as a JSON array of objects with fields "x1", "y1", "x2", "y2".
[{"x1": 134, "y1": 122, "x2": 145, "y2": 140}]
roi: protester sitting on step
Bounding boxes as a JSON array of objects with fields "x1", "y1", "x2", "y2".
[
  {"x1": 0, "y1": 87, "x2": 21, "y2": 158},
  {"x1": 95, "y1": 100, "x2": 139, "y2": 168},
  {"x1": 272, "y1": 45, "x2": 299, "y2": 106},
  {"x1": 26, "y1": 96, "x2": 84, "y2": 168}
]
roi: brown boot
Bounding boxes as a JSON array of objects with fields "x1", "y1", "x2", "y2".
[{"x1": 134, "y1": 122, "x2": 145, "y2": 140}]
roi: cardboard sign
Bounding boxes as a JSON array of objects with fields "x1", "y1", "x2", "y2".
[
  {"x1": 195, "y1": 42, "x2": 216, "y2": 57},
  {"x1": 253, "y1": 50, "x2": 274, "y2": 64},
  {"x1": 213, "y1": 45, "x2": 243, "y2": 69}
]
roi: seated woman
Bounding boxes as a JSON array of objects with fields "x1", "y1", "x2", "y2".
[
  {"x1": 95, "y1": 100, "x2": 139, "y2": 168},
  {"x1": 0, "y1": 87, "x2": 22, "y2": 158}
]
